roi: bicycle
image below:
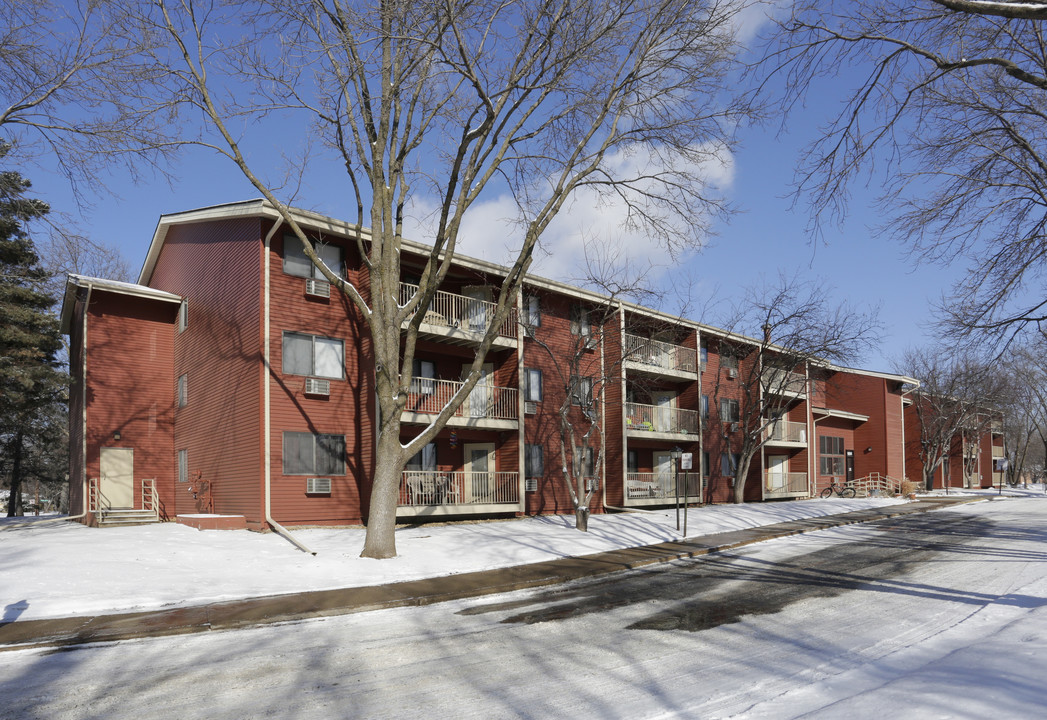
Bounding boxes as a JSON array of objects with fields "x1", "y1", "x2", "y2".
[{"x1": 820, "y1": 479, "x2": 856, "y2": 498}]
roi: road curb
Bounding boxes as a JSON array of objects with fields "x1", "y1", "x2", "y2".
[{"x1": 0, "y1": 497, "x2": 987, "y2": 652}]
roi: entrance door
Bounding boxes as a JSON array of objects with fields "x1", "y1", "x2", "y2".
[
  {"x1": 654, "y1": 452, "x2": 674, "y2": 496},
  {"x1": 845, "y1": 449, "x2": 855, "y2": 483},
  {"x1": 767, "y1": 454, "x2": 788, "y2": 493},
  {"x1": 462, "y1": 363, "x2": 494, "y2": 418},
  {"x1": 100, "y1": 447, "x2": 134, "y2": 510},
  {"x1": 464, "y1": 442, "x2": 496, "y2": 503},
  {"x1": 652, "y1": 391, "x2": 675, "y2": 432}
]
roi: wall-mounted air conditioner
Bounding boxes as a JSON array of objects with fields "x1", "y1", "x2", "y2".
[
  {"x1": 305, "y1": 278, "x2": 331, "y2": 298},
  {"x1": 304, "y1": 378, "x2": 330, "y2": 396},
  {"x1": 730, "y1": 422, "x2": 740, "y2": 432},
  {"x1": 525, "y1": 401, "x2": 537, "y2": 415},
  {"x1": 306, "y1": 477, "x2": 331, "y2": 494},
  {"x1": 727, "y1": 368, "x2": 738, "y2": 379},
  {"x1": 525, "y1": 478, "x2": 538, "y2": 492}
]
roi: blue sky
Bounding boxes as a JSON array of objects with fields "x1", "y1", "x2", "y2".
[{"x1": 20, "y1": 5, "x2": 966, "y2": 377}]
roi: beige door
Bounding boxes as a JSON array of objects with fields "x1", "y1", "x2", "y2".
[
  {"x1": 652, "y1": 391, "x2": 675, "y2": 432},
  {"x1": 654, "y1": 452, "x2": 674, "y2": 496},
  {"x1": 462, "y1": 363, "x2": 494, "y2": 418},
  {"x1": 100, "y1": 447, "x2": 134, "y2": 509},
  {"x1": 464, "y1": 442, "x2": 496, "y2": 503}
]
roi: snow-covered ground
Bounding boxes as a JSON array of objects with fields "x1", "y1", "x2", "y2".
[
  {"x1": 1, "y1": 487, "x2": 1041, "y2": 623},
  {"x1": 1, "y1": 490, "x2": 1044, "y2": 720}
]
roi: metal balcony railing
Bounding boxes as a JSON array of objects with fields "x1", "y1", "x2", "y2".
[
  {"x1": 399, "y1": 282, "x2": 518, "y2": 339},
  {"x1": 404, "y1": 377, "x2": 518, "y2": 421},
  {"x1": 764, "y1": 471, "x2": 808, "y2": 496},
  {"x1": 763, "y1": 369, "x2": 808, "y2": 396},
  {"x1": 625, "y1": 402, "x2": 700, "y2": 435},
  {"x1": 623, "y1": 334, "x2": 698, "y2": 374},
  {"x1": 763, "y1": 419, "x2": 808, "y2": 444},
  {"x1": 398, "y1": 471, "x2": 520, "y2": 507}
]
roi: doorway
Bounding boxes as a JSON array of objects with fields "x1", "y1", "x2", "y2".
[
  {"x1": 767, "y1": 454, "x2": 789, "y2": 493},
  {"x1": 463, "y1": 442, "x2": 496, "y2": 503},
  {"x1": 100, "y1": 447, "x2": 134, "y2": 510}
]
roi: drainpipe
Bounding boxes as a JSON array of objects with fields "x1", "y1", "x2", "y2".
[{"x1": 263, "y1": 219, "x2": 315, "y2": 555}]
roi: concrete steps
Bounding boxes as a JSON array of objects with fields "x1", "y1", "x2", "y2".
[{"x1": 97, "y1": 509, "x2": 159, "y2": 527}]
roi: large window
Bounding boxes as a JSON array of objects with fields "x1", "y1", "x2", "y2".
[
  {"x1": 701, "y1": 394, "x2": 709, "y2": 419},
  {"x1": 720, "y1": 398, "x2": 740, "y2": 423},
  {"x1": 525, "y1": 444, "x2": 544, "y2": 478},
  {"x1": 524, "y1": 295, "x2": 541, "y2": 328},
  {"x1": 284, "y1": 236, "x2": 342, "y2": 279},
  {"x1": 573, "y1": 445, "x2": 595, "y2": 477},
  {"x1": 721, "y1": 353, "x2": 739, "y2": 371},
  {"x1": 283, "y1": 432, "x2": 346, "y2": 475},
  {"x1": 407, "y1": 442, "x2": 437, "y2": 472},
  {"x1": 721, "y1": 452, "x2": 740, "y2": 477},
  {"x1": 571, "y1": 375, "x2": 593, "y2": 406},
  {"x1": 524, "y1": 368, "x2": 543, "y2": 402},
  {"x1": 819, "y1": 436, "x2": 846, "y2": 475},
  {"x1": 702, "y1": 451, "x2": 711, "y2": 478},
  {"x1": 411, "y1": 359, "x2": 435, "y2": 394},
  {"x1": 570, "y1": 305, "x2": 591, "y2": 336},
  {"x1": 282, "y1": 332, "x2": 344, "y2": 379}
]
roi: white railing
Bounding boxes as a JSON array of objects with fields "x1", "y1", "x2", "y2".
[
  {"x1": 763, "y1": 419, "x2": 808, "y2": 444},
  {"x1": 142, "y1": 478, "x2": 158, "y2": 517},
  {"x1": 399, "y1": 471, "x2": 520, "y2": 507},
  {"x1": 399, "y1": 282, "x2": 518, "y2": 339},
  {"x1": 764, "y1": 471, "x2": 808, "y2": 496},
  {"x1": 624, "y1": 334, "x2": 698, "y2": 374},
  {"x1": 853, "y1": 473, "x2": 903, "y2": 496},
  {"x1": 625, "y1": 402, "x2": 700, "y2": 435},
  {"x1": 626, "y1": 472, "x2": 701, "y2": 501},
  {"x1": 404, "y1": 377, "x2": 518, "y2": 421},
  {"x1": 763, "y1": 369, "x2": 807, "y2": 396}
]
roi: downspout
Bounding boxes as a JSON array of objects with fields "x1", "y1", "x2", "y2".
[{"x1": 263, "y1": 219, "x2": 315, "y2": 555}]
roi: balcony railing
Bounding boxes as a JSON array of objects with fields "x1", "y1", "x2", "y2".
[
  {"x1": 404, "y1": 377, "x2": 518, "y2": 421},
  {"x1": 763, "y1": 419, "x2": 808, "y2": 444},
  {"x1": 623, "y1": 334, "x2": 698, "y2": 374},
  {"x1": 398, "y1": 471, "x2": 520, "y2": 507},
  {"x1": 399, "y1": 282, "x2": 518, "y2": 339},
  {"x1": 625, "y1": 402, "x2": 699, "y2": 435},
  {"x1": 764, "y1": 471, "x2": 808, "y2": 497},
  {"x1": 763, "y1": 369, "x2": 808, "y2": 396}
]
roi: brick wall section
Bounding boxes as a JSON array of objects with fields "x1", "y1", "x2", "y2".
[
  {"x1": 149, "y1": 218, "x2": 264, "y2": 523},
  {"x1": 82, "y1": 292, "x2": 177, "y2": 519}
]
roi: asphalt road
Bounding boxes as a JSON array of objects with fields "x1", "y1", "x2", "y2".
[{"x1": 2, "y1": 499, "x2": 1045, "y2": 719}]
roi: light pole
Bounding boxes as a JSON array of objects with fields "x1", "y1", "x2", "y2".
[{"x1": 671, "y1": 445, "x2": 682, "y2": 531}]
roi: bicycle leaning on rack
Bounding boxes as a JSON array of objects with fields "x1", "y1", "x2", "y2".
[{"x1": 820, "y1": 479, "x2": 856, "y2": 498}]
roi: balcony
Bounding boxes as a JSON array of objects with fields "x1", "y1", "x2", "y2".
[
  {"x1": 625, "y1": 472, "x2": 701, "y2": 505},
  {"x1": 399, "y1": 282, "x2": 518, "y2": 349},
  {"x1": 762, "y1": 369, "x2": 808, "y2": 398},
  {"x1": 764, "y1": 471, "x2": 809, "y2": 499},
  {"x1": 401, "y1": 377, "x2": 518, "y2": 430},
  {"x1": 623, "y1": 334, "x2": 698, "y2": 381},
  {"x1": 763, "y1": 419, "x2": 808, "y2": 447},
  {"x1": 397, "y1": 471, "x2": 521, "y2": 517},
  {"x1": 625, "y1": 402, "x2": 700, "y2": 440}
]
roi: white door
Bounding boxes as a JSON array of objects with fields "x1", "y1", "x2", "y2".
[
  {"x1": 767, "y1": 454, "x2": 788, "y2": 492},
  {"x1": 464, "y1": 443, "x2": 495, "y2": 503},
  {"x1": 100, "y1": 447, "x2": 134, "y2": 510},
  {"x1": 655, "y1": 452, "x2": 674, "y2": 496},
  {"x1": 463, "y1": 286, "x2": 492, "y2": 332},
  {"x1": 462, "y1": 363, "x2": 493, "y2": 418},
  {"x1": 652, "y1": 392, "x2": 675, "y2": 432}
]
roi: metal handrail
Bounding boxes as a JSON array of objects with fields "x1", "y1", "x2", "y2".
[
  {"x1": 399, "y1": 282, "x2": 518, "y2": 339},
  {"x1": 398, "y1": 471, "x2": 520, "y2": 507},
  {"x1": 623, "y1": 334, "x2": 698, "y2": 373},
  {"x1": 625, "y1": 402, "x2": 699, "y2": 435},
  {"x1": 403, "y1": 377, "x2": 518, "y2": 421}
]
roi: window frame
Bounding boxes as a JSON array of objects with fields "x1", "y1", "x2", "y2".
[
  {"x1": 524, "y1": 367, "x2": 543, "y2": 403},
  {"x1": 524, "y1": 295, "x2": 541, "y2": 328},
  {"x1": 525, "y1": 444, "x2": 544, "y2": 478},
  {"x1": 571, "y1": 375, "x2": 593, "y2": 406},
  {"x1": 819, "y1": 435, "x2": 846, "y2": 476},
  {"x1": 177, "y1": 449, "x2": 188, "y2": 483},
  {"x1": 720, "y1": 398, "x2": 740, "y2": 423},
  {"x1": 283, "y1": 235, "x2": 343, "y2": 281},
  {"x1": 177, "y1": 373, "x2": 188, "y2": 408},
  {"x1": 282, "y1": 331, "x2": 345, "y2": 380},
  {"x1": 570, "y1": 305, "x2": 591, "y2": 337},
  {"x1": 282, "y1": 431, "x2": 347, "y2": 476},
  {"x1": 720, "y1": 452, "x2": 741, "y2": 477},
  {"x1": 178, "y1": 300, "x2": 188, "y2": 333}
]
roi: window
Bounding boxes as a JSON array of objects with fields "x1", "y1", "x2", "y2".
[
  {"x1": 411, "y1": 359, "x2": 435, "y2": 394},
  {"x1": 570, "y1": 305, "x2": 591, "y2": 336},
  {"x1": 524, "y1": 295, "x2": 541, "y2": 328},
  {"x1": 525, "y1": 444, "x2": 544, "y2": 478},
  {"x1": 721, "y1": 452, "x2": 740, "y2": 477},
  {"x1": 701, "y1": 394, "x2": 709, "y2": 419},
  {"x1": 627, "y1": 450, "x2": 638, "y2": 474},
  {"x1": 573, "y1": 445, "x2": 595, "y2": 477},
  {"x1": 178, "y1": 300, "x2": 188, "y2": 333},
  {"x1": 406, "y1": 442, "x2": 437, "y2": 472},
  {"x1": 702, "y1": 451, "x2": 711, "y2": 478},
  {"x1": 700, "y1": 341, "x2": 708, "y2": 370},
  {"x1": 177, "y1": 373, "x2": 187, "y2": 408},
  {"x1": 524, "y1": 368, "x2": 543, "y2": 402},
  {"x1": 571, "y1": 375, "x2": 593, "y2": 406},
  {"x1": 283, "y1": 432, "x2": 346, "y2": 475},
  {"x1": 720, "y1": 398, "x2": 740, "y2": 423},
  {"x1": 721, "y1": 353, "x2": 739, "y2": 371},
  {"x1": 177, "y1": 449, "x2": 188, "y2": 483},
  {"x1": 819, "y1": 435, "x2": 846, "y2": 475},
  {"x1": 284, "y1": 236, "x2": 342, "y2": 280},
  {"x1": 282, "y1": 332, "x2": 344, "y2": 379}
]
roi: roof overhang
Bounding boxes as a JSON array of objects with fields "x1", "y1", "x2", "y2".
[
  {"x1": 812, "y1": 407, "x2": 870, "y2": 424},
  {"x1": 60, "y1": 274, "x2": 183, "y2": 334}
]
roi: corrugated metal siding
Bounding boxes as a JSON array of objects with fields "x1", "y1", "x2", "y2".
[{"x1": 150, "y1": 218, "x2": 264, "y2": 522}]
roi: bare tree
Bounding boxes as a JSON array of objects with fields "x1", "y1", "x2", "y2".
[
  {"x1": 708, "y1": 276, "x2": 878, "y2": 503},
  {"x1": 1000, "y1": 339, "x2": 1047, "y2": 485},
  {"x1": 761, "y1": 1, "x2": 1047, "y2": 350},
  {"x1": 900, "y1": 347, "x2": 1005, "y2": 491},
  {"x1": 130, "y1": 0, "x2": 757, "y2": 557}
]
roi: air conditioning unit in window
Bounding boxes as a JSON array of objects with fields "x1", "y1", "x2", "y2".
[
  {"x1": 730, "y1": 422, "x2": 740, "y2": 432},
  {"x1": 584, "y1": 336, "x2": 598, "y2": 350},
  {"x1": 306, "y1": 477, "x2": 331, "y2": 494},
  {"x1": 525, "y1": 401, "x2": 537, "y2": 415},
  {"x1": 727, "y1": 368, "x2": 738, "y2": 379},
  {"x1": 524, "y1": 478, "x2": 537, "y2": 492},
  {"x1": 305, "y1": 278, "x2": 331, "y2": 298},
  {"x1": 304, "y1": 378, "x2": 330, "y2": 396}
]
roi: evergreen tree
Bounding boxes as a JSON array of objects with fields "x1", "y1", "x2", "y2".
[{"x1": 0, "y1": 143, "x2": 65, "y2": 517}]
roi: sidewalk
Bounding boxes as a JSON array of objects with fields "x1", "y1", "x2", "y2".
[{"x1": 0, "y1": 496, "x2": 984, "y2": 652}]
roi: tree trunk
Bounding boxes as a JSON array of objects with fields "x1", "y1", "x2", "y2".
[
  {"x1": 361, "y1": 429, "x2": 406, "y2": 559},
  {"x1": 575, "y1": 506, "x2": 589, "y2": 532},
  {"x1": 6, "y1": 431, "x2": 24, "y2": 517},
  {"x1": 732, "y1": 455, "x2": 751, "y2": 504}
]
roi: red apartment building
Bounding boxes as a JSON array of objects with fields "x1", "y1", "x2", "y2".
[
  {"x1": 61, "y1": 200, "x2": 966, "y2": 529},
  {"x1": 903, "y1": 398, "x2": 1006, "y2": 490}
]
